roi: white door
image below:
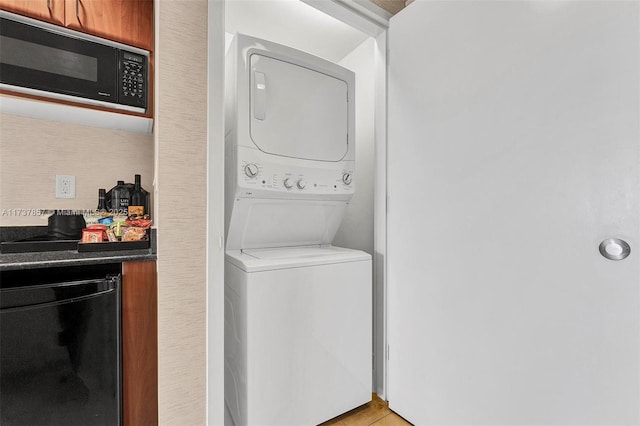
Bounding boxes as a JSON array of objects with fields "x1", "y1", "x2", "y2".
[
  {"x1": 249, "y1": 54, "x2": 349, "y2": 161},
  {"x1": 387, "y1": 1, "x2": 639, "y2": 425}
]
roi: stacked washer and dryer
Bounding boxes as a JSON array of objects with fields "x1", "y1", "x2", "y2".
[{"x1": 224, "y1": 34, "x2": 372, "y2": 425}]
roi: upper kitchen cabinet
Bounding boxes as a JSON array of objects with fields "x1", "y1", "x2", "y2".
[
  {"x1": 0, "y1": 0, "x2": 64, "y2": 25},
  {"x1": 64, "y1": 0, "x2": 154, "y2": 51},
  {"x1": 0, "y1": 0, "x2": 153, "y2": 50}
]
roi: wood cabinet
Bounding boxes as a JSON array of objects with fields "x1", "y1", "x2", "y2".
[
  {"x1": 0, "y1": 0, "x2": 153, "y2": 50},
  {"x1": 65, "y1": 0, "x2": 154, "y2": 51},
  {"x1": 122, "y1": 260, "x2": 158, "y2": 426},
  {"x1": 0, "y1": 0, "x2": 64, "y2": 25}
]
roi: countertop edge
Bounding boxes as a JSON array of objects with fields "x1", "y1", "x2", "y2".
[{"x1": 0, "y1": 251, "x2": 157, "y2": 271}]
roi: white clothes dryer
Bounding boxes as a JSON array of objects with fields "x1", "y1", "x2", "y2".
[
  {"x1": 224, "y1": 246, "x2": 372, "y2": 426},
  {"x1": 225, "y1": 33, "x2": 356, "y2": 251}
]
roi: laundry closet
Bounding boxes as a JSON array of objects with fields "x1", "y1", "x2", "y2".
[
  {"x1": 223, "y1": 2, "x2": 380, "y2": 425},
  {"x1": 218, "y1": 1, "x2": 640, "y2": 425}
]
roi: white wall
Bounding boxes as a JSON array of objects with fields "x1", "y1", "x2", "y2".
[
  {"x1": 224, "y1": 0, "x2": 369, "y2": 64},
  {"x1": 334, "y1": 38, "x2": 376, "y2": 256},
  {"x1": 334, "y1": 37, "x2": 380, "y2": 396}
]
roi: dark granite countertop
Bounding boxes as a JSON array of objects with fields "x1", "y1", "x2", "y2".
[
  {"x1": 0, "y1": 249, "x2": 156, "y2": 271},
  {"x1": 0, "y1": 227, "x2": 157, "y2": 271}
]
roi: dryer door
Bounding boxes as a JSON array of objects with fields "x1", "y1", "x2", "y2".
[{"x1": 249, "y1": 53, "x2": 349, "y2": 162}]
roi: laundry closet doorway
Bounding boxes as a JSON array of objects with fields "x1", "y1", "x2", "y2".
[{"x1": 219, "y1": 0, "x2": 391, "y2": 419}]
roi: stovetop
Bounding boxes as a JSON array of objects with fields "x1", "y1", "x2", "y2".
[
  {"x1": 0, "y1": 227, "x2": 78, "y2": 254},
  {"x1": 1, "y1": 235, "x2": 80, "y2": 253}
]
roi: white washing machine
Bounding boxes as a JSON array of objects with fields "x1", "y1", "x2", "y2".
[
  {"x1": 225, "y1": 246, "x2": 371, "y2": 425},
  {"x1": 224, "y1": 34, "x2": 372, "y2": 425}
]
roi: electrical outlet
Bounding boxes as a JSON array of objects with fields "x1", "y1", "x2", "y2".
[{"x1": 55, "y1": 175, "x2": 76, "y2": 198}]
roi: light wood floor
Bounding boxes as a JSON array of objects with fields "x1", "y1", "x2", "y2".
[{"x1": 320, "y1": 394, "x2": 412, "y2": 426}]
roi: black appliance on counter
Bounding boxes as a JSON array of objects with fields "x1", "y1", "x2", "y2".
[
  {"x1": 0, "y1": 212, "x2": 86, "y2": 254},
  {"x1": 0, "y1": 263, "x2": 122, "y2": 425}
]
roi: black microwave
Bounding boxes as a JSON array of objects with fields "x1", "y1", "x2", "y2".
[{"x1": 0, "y1": 11, "x2": 148, "y2": 114}]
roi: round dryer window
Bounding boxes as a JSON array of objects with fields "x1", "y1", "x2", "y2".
[{"x1": 249, "y1": 53, "x2": 349, "y2": 162}]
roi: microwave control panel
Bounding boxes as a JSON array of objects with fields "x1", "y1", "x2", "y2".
[{"x1": 118, "y1": 50, "x2": 147, "y2": 110}]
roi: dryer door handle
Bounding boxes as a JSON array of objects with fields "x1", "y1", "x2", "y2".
[{"x1": 254, "y1": 71, "x2": 267, "y2": 120}]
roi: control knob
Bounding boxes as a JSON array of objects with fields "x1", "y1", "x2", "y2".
[
  {"x1": 297, "y1": 179, "x2": 306, "y2": 190},
  {"x1": 283, "y1": 178, "x2": 293, "y2": 189},
  {"x1": 244, "y1": 163, "x2": 259, "y2": 178},
  {"x1": 342, "y1": 172, "x2": 352, "y2": 185}
]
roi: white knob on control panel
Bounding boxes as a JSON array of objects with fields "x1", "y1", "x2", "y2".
[
  {"x1": 297, "y1": 179, "x2": 306, "y2": 189},
  {"x1": 342, "y1": 173, "x2": 352, "y2": 185},
  {"x1": 283, "y1": 178, "x2": 293, "y2": 189},
  {"x1": 244, "y1": 163, "x2": 259, "y2": 178}
]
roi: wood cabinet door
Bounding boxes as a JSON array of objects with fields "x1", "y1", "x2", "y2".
[
  {"x1": 0, "y1": 0, "x2": 64, "y2": 25},
  {"x1": 122, "y1": 260, "x2": 158, "y2": 426},
  {"x1": 64, "y1": 0, "x2": 153, "y2": 50}
]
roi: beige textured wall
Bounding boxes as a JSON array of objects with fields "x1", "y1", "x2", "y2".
[
  {"x1": 0, "y1": 113, "x2": 153, "y2": 226},
  {"x1": 155, "y1": 1, "x2": 208, "y2": 424}
]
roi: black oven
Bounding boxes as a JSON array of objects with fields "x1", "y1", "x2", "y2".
[
  {"x1": 0, "y1": 263, "x2": 122, "y2": 425},
  {"x1": 0, "y1": 11, "x2": 148, "y2": 113}
]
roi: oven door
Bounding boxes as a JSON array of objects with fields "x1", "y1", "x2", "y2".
[
  {"x1": 0, "y1": 13, "x2": 117, "y2": 107},
  {"x1": 0, "y1": 266, "x2": 121, "y2": 426}
]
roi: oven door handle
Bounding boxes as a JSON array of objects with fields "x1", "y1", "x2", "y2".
[{"x1": 0, "y1": 275, "x2": 119, "y2": 313}]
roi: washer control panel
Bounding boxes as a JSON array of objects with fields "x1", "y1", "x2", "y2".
[{"x1": 239, "y1": 160, "x2": 354, "y2": 195}]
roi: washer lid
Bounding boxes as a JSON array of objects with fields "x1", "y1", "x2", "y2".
[
  {"x1": 226, "y1": 245, "x2": 370, "y2": 272},
  {"x1": 249, "y1": 53, "x2": 349, "y2": 162}
]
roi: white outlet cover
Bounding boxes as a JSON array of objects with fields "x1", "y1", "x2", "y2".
[{"x1": 56, "y1": 175, "x2": 76, "y2": 199}]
